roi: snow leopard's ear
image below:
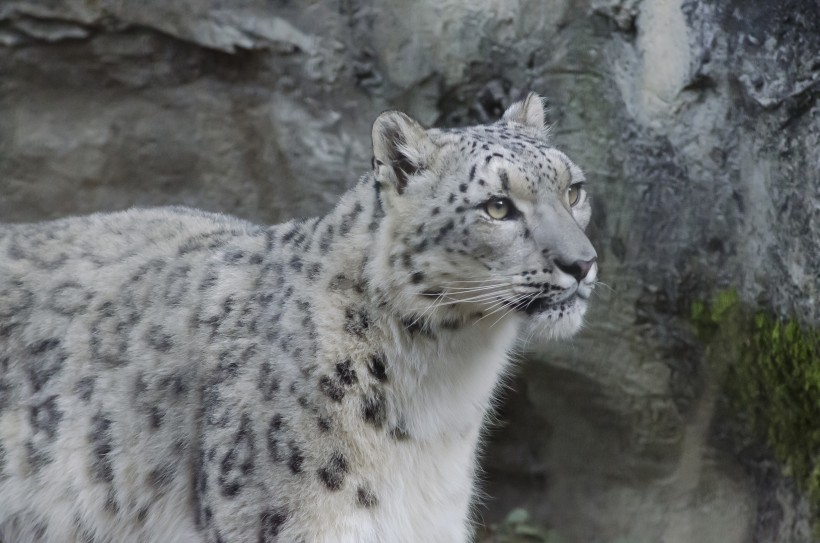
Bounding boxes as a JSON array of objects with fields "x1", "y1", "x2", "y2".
[
  {"x1": 502, "y1": 92, "x2": 547, "y2": 135},
  {"x1": 371, "y1": 111, "x2": 432, "y2": 195}
]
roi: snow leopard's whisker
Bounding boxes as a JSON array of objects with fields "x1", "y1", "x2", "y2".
[
  {"x1": 428, "y1": 292, "x2": 513, "y2": 308},
  {"x1": 437, "y1": 275, "x2": 517, "y2": 285},
  {"x1": 421, "y1": 284, "x2": 509, "y2": 295},
  {"x1": 521, "y1": 320, "x2": 544, "y2": 347},
  {"x1": 433, "y1": 283, "x2": 509, "y2": 292},
  {"x1": 438, "y1": 275, "x2": 511, "y2": 282},
  {"x1": 407, "y1": 291, "x2": 449, "y2": 328},
  {"x1": 469, "y1": 295, "x2": 511, "y2": 319},
  {"x1": 488, "y1": 293, "x2": 533, "y2": 328},
  {"x1": 474, "y1": 293, "x2": 529, "y2": 325},
  {"x1": 594, "y1": 280, "x2": 613, "y2": 292},
  {"x1": 439, "y1": 287, "x2": 513, "y2": 300},
  {"x1": 480, "y1": 301, "x2": 525, "y2": 328},
  {"x1": 415, "y1": 291, "x2": 513, "y2": 315},
  {"x1": 408, "y1": 285, "x2": 491, "y2": 328}
]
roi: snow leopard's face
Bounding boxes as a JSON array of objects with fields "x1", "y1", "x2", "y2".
[{"x1": 372, "y1": 93, "x2": 597, "y2": 339}]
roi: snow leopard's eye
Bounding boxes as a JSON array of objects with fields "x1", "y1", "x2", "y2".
[
  {"x1": 484, "y1": 197, "x2": 517, "y2": 220},
  {"x1": 567, "y1": 183, "x2": 584, "y2": 206}
]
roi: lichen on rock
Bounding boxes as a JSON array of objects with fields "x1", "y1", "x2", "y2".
[{"x1": 691, "y1": 290, "x2": 820, "y2": 537}]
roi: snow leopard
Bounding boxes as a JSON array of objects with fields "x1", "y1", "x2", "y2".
[{"x1": 0, "y1": 93, "x2": 598, "y2": 542}]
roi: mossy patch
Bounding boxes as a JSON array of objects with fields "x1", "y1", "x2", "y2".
[{"x1": 691, "y1": 290, "x2": 820, "y2": 536}]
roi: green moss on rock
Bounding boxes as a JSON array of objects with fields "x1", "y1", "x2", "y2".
[{"x1": 691, "y1": 291, "x2": 820, "y2": 535}]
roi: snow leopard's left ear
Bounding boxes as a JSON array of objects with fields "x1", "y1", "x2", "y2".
[
  {"x1": 502, "y1": 92, "x2": 547, "y2": 135},
  {"x1": 371, "y1": 111, "x2": 432, "y2": 195}
]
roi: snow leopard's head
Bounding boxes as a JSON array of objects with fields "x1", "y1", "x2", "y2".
[{"x1": 370, "y1": 93, "x2": 597, "y2": 339}]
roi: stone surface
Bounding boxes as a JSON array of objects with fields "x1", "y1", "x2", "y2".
[{"x1": 1, "y1": 1, "x2": 818, "y2": 541}]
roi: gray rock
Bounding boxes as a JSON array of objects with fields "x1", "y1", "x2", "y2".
[{"x1": 1, "y1": 0, "x2": 817, "y2": 541}]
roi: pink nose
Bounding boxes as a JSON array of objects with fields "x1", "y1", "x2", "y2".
[{"x1": 555, "y1": 257, "x2": 596, "y2": 282}]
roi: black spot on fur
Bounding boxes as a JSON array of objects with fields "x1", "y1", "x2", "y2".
[
  {"x1": 89, "y1": 412, "x2": 114, "y2": 482},
  {"x1": 49, "y1": 281, "x2": 93, "y2": 315},
  {"x1": 389, "y1": 421, "x2": 410, "y2": 441},
  {"x1": 288, "y1": 443, "x2": 304, "y2": 474},
  {"x1": 401, "y1": 252, "x2": 413, "y2": 269},
  {"x1": 224, "y1": 249, "x2": 245, "y2": 264},
  {"x1": 434, "y1": 220, "x2": 455, "y2": 244},
  {"x1": 158, "y1": 371, "x2": 187, "y2": 397},
  {"x1": 368, "y1": 353, "x2": 388, "y2": 382},
  {"x1": 26, "y1": 440, "x2": 51, "y2": 473},
  {"x1": 317, "y1": 451, "x2": 348, "y2": 491},
  {"x1": 317, "y1": 415, "x2": 332, "y2": 432},
  {"x1": 105, "y1": 488, "x2": 119, "y2": 514},
  {"x1": 258, "y1": 362, "x2": 280, "y2": 401},
  {"x1": 441, "y1": 318, "x2": 462, "y2": 330},
  {"x1": 344, "y1": 307, "x2": 370, "y2": 338},
  {"x1": 26, "y1": 338, "x2": 66, "y2": 392},
  {"x1": 216, "y1": 350, "x2": 241, "y2": 380},
  {"x1": 289, "y1": 255, "x2": 303, "y2": 272},
  {"x1": 90, "y1": 311, "x2": 129, "y2": 368},
  {"x1": 306, "y1": 263, "x2": 322, "y2": 281},
  {"x1": 357, "y1": 486, "x2": 379, "y2": 508},
  {"x1": 164, "y1": 264, "x2": 191, "y2": 305},
  {"x1": 198, "y1": 268, "x2": 219, "y2": 292},
  {"x1": 30, "y1": 395, "x2": 62, "y2": 439},
  {"x1": 281, "y1": 225, "x2": 301, "y2": 244},
  {"x1": 319, "y1": 375, "x2": 344, "y2": 402},
  {"x1": 319, "y1": 225, "x2": 335, "y2": 254},
  {"x1": 500, "y1": 170, "x2": 510, "y2": 191},
  {"x1": 469, "y1": 164, "x2": 476, "y2": 181},
  {"x1": 401, "y1": 315, "x2": 433, "y2": 338},
  {"x1": 459, "y1": 183, "x2": 468, "y2": 193},
  {"x1": 218, "y1": 414, "x2": 256, "y2": 498},
  {"x1": 148, "y1": 463, "x2": 176, "y2": 490},
  {"x1": 146, "y1": 325, "x2": 174, "y2": 353},
  {"x1": 339, "y1": 202, "x2": 364, "y2": 236},
  {"x1": 148, "y1": 406, "x2": 164, "y2": 429},
  {"x1": 335, "y1": 359, "x2": 358, "y2": 386},
  {"x1": 266, "y1": 415, "x2": 284, "y2": 463},
  {"x1": 362, "y1": 389, "x2": 387, "y2": 427},
  {"x1": 259, "y1": 507, "x2": 289, "y2": 542},
  {"x1": 411, "y1": 271, "x2": 425, "y2": 284}
]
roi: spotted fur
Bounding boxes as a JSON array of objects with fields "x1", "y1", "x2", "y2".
[{"x1": 0, "y1": 93, "x2": 597, "y2": 542}]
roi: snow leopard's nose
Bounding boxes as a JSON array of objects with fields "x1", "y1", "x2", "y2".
[{"x1": 555, "y1": 257, "x2": 597, "y2": 283}]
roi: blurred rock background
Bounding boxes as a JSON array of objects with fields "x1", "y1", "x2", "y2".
[{"x1": 1, "y1": 0, "x2": 818, "y2": 541}]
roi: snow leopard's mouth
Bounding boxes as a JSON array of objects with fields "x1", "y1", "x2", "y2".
[
  {"x1": 508, "y1": 294, "x2": 563, "y2": 315},
  {"x1": 508, "y1": 288, "x2": 586, "y2": 315}
]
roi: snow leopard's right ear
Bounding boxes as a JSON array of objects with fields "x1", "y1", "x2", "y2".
[
  {"x1": 501, "y1": 92, "x2": 548, "y2": 137},
  {"x1": 371, "y1": 111, "x2": 432, "y2": 195}
]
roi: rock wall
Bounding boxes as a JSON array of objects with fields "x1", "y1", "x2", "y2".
[{"x1": 1, "y1": 1, "x2": 818, "y2": 541}]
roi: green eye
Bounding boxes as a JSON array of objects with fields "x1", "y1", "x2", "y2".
[
  {"x1": 567, "y1": 184, "x2": 583, "y2": 206},
  {"x1": 485, "y1": 198, "x2": 512, "y2": 220}
]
